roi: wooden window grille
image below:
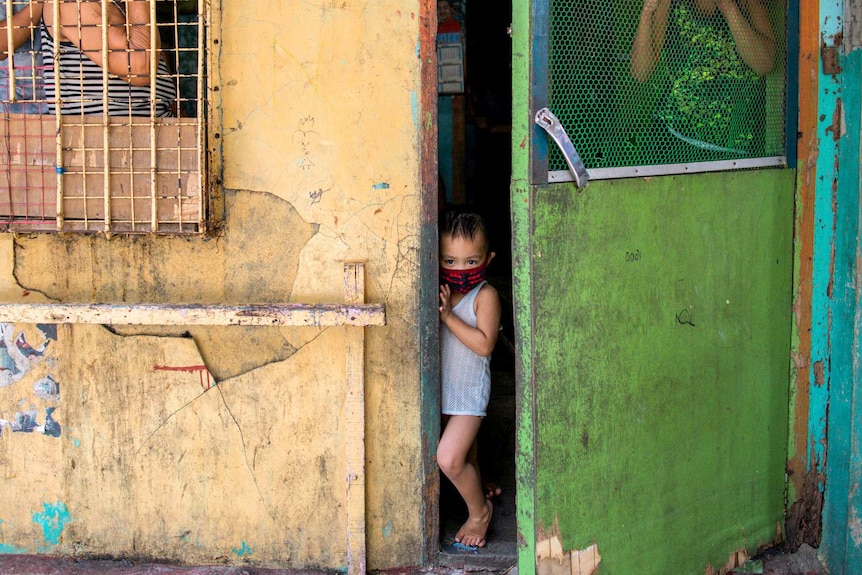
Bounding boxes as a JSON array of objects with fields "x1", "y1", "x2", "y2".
[{"x1": 0, "y1": 0, "x2": 213, "y2": 234}]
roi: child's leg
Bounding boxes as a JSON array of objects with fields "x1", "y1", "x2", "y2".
[
  {"x1": 438, "y1": 415, "x2": 493, "y2": 547},
  {"x1": 467, "y1": 439, "x2": 502, "y2": 500}
]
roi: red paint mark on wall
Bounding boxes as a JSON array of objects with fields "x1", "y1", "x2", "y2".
[{"x1": 154, "y1": 364, "x2": 213, "y2": 391}]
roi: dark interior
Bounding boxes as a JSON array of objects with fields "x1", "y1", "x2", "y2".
[{"x1": 438, "y1": 0, "x2": 517, "y2": 567}]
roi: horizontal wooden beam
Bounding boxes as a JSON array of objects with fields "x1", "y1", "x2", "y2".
[{"x1": 0, "y1": 302, "x2": 386, "y2": 327}]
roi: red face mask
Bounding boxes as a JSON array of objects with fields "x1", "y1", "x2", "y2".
[{"x1": 440, "y1": 259, "x2": 489, "y2": 294}]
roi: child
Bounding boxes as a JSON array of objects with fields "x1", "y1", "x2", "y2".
[{"x1": 438, "y1": 210, "x2": 501, "y2": 548}]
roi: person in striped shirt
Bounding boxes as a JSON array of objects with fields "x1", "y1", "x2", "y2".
[{"x1": 40, "y1": 0, "x2": 176, "y2": 116}]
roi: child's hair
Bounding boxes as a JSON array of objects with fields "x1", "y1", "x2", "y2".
[{"x1": 440, "y1": 209, "x2": 490, "y2": 248}]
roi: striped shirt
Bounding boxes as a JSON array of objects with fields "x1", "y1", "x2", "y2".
[{"x1": 40, "y1": 14, "x2": 176, "y2": 117}]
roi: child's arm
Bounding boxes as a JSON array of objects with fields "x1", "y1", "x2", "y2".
[
  {"x1": 440, "y1": 284, "x2": 501, "y2": 357},
  {"x1": 48, "y1": 0, "x2": 158, "y2": 86},
  {"x1": 0, "y1": 2, "x2": 43, "y2": 61},
  {"x1": 630, "y1": 0, "x2": 672, "y2": 82}
]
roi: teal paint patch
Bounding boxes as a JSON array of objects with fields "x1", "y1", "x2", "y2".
[
  {"x1": 73, "y1": 438, "x2": 80, "y2": 447},
  {"x1": 381, "y1": 521, "x2": 393, "y2": 538},
  {"x1": 411, "y1": 91, "x2": 419, "y2": 128},
  {"x1": 372, "y1": 182, "x2": 390, "y2": 190},
  {"x1": 808, "y1": 3, "x2": 845, "y2": 472},
  {"x1": 231, "y1": 541, "x2": 252, "y2": 557},
  {"x1": 821, "y1": 43, "x2": 862, "y2": 574},
  {"x1": 31, "y1": 502, "x2": 71, "y2": 546},
  {"x1": 0, "y1": 523, "x2": 28, "y2": 554}
]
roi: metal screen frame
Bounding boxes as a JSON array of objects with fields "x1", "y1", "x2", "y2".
[{"x1": 530, "y1": 0, "x2": 798, "y2": 184}]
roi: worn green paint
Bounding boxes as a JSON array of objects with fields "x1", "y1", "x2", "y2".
[
  {"x1": 512, "y1": 179, "x2": 536, "y2": 575},
  {"x1": 530, "y1": 172, "x2": 793, "y2": 573},
  {"x1": 512, "y1": 1, "x2": 795, "y2": 572},
  {"x1": 510, "y1": 1, "x2": 535, "y2": 574}
]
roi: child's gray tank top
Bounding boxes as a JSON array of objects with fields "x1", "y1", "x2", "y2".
[{"x1": 441, "y1": 281, "x2": 492, "y2": 416}]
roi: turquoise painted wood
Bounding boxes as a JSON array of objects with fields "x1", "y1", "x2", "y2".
[
  {"x1": 808, "y1": 0, "x2": 843, "y2": 476},
  {"x1": 511, "y1": 2, "x2": 797, "y2": 573},
  {"x1": 819, "y1": 9, "x2": 862, "y2": 573}
]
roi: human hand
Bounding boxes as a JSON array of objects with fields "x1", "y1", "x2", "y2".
[
  {"x1": 641, "y1": 0, "x2": 662, "y2": 15},
  {"x1": 439, "y1": 284, "x2": 453, "y2": 320}
]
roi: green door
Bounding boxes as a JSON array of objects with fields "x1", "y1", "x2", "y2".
[{"x1": 511, "y1": 2, "x2": 795, "y2": 574}]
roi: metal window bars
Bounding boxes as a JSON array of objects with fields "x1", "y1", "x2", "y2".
[{"x1": 0, "y1": 0, "x2": 207, "y2": 233}]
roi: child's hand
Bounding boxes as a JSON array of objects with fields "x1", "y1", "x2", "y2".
[
  {"x1": 439, "y1": 284, "x2": 453, "y2": 320},
  {"x1": 641, "y1": 0, "x2": 661, "y2": 14}
]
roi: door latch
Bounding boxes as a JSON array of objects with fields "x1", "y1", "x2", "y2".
[{"x1": 534, "y1": 107, "x2": 589, "y2": 188}]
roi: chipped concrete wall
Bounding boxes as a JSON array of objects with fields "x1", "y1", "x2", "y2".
[{"x1": 0, "y1": 0, "x2": 427, "y2": 569}]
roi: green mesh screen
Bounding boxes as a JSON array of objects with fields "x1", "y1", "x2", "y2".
[{"x1": 548, "y1": 0, "x2": 787, "y2": 172}]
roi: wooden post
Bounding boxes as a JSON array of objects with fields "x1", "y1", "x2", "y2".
[{"x1": 344, "y1": 263, "x2": 367, "y2": 575}]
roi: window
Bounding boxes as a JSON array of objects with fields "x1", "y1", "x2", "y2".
[
  {"x1": 0, "y1": 0, "x2": 213, "y2": 233},
  {"x1": 546, "y1": 0, "x2": 788, "y2": 180}
]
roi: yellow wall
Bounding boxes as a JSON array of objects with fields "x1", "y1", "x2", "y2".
[{"x1": 0, "y1": 0, "x2": 426, "y2": 569}]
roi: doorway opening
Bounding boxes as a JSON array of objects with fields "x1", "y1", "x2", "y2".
[{"x1": 436, "y1": 0, "x2": 516, "y2": 565}]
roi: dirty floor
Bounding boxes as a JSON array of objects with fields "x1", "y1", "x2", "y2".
[{"x1": 0, "y1": 543, "x2": 829, "y2": 574}]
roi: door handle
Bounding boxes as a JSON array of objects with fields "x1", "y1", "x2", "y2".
[{"x1": 534, "y1": 107, "x2": 589, "y2": 188}]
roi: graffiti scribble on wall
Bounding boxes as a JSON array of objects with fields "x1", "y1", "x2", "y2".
[{"x1": 0, "y1": 323, "x2": 61, "y2": 438}]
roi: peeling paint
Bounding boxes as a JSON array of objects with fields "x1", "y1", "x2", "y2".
[
  {"x1": 536, "y1": 535, "x2": 601, "y2": 575},
  {"x1": 0, "y1": 542, "x2": 28, "y2": 554},
  {"x1": 849, "y1": 506, "x2": 862, "y2": 546},
  {"x1": 786, "y1": 466, "x2": 825, "y2": 550},
  {"x1": 813, "y1": 360, "x2": 825, "y2": 386},
  {"x1": 825, "y1": 99, "x2": 844, "y2": 141},
  {"x1": 31, "y1": 502, "x2": 70, "y2": 546},
  {"x1": 231, "y1": 541, "x2": 252, "y2": 557}
]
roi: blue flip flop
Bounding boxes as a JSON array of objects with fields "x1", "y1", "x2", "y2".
[{"x1": 443, "y1": 541, "x2": 479, "y2": 554}]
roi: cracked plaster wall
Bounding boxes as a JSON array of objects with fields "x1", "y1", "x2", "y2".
[{"x1": 0, "y1": 0, "x2": 425, "y2": 569}]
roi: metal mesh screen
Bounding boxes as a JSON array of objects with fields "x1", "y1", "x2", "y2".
[
  {"x1": 548, "y1": 0, "x2": 787, "y2": 174},
  {"x1": 0, "y1": 0, "x2": 207, "y2": 234}
]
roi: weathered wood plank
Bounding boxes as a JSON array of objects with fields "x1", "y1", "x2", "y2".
[
  {"x1": 344, "y1": 263, "x2": 367, "y2": 575},
  {"x1": 0, "y1": 302, "x2": 386, "y2": 327}
]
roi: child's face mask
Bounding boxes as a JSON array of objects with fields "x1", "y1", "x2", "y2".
[{"x1": 440, "y1": 258, "x2": 489, "y2": 294}]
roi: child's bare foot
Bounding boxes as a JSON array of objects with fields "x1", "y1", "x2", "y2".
[
  {"x1": 484, "y1": 481, "x2": 502, "y2": 500},
  {"x1": 455, "y1": 500, "x2": 493, "y2": 547}
]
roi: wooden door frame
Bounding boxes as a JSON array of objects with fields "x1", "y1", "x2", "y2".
[
  {"x1": 818, "y1": 3, "x2": 862, "y2": 570},
  {"x1": 419, "y1": 0, "x2": 442, "y2": 564},
  {"x1": 510, "y1": 0, "x2": 539, "y2": 574}
]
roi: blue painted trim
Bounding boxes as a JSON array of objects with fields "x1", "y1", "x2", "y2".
[
  {"x1": 784, "y1": 0, "x2": 800, "y2": 168},
  {"x1": 821, "y1": 42, "x2": 862, "y2": 575},
  {"x1": 529, "y1": 0, "x2": 549, "y2": 184},
  {"x1": 808, "y1": 0, "x2": 843, "y2": 473}
]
